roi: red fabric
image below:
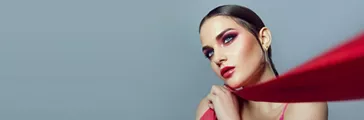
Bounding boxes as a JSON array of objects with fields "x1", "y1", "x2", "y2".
[
  {"x1": 200, "y1": 108, "x2": 216, "y2": 120},
  {"x1": 200, "y1": 32, "x2": 364, "y2": 120}
]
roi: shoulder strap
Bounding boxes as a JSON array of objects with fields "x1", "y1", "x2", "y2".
[{"x1": 279, "y1": 104, "x2": 289, "y2": 120}]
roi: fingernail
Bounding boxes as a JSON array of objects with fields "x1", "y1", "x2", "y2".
[{"x1": 235, "y1": 86, "x2": 243, "y2": 91}]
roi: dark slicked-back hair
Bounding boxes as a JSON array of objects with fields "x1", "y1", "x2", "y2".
[{"x1": 199, "y1": 5, "x2": 279, "y2": 76}]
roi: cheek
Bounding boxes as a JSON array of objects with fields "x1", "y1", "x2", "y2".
[
  {"x1": 210, "y1": 62, "x2": 221, "y2": 75},
  {"x1": 226, "y1": 36, "x2": 256, "y2": 61},
  {"x1": 236, "y1": 37, "x2": 263, "y2": 70}
]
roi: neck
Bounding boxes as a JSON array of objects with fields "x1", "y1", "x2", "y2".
[
  {"x1": 244, "y1": 64, "x2": 285, "y2": 114},
  {"x1": 256, "y1": 63, "x2": 277, "y2": 84}
]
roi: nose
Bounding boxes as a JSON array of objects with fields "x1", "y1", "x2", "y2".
[{"x1": 212, "y1": 51, "x2": 227, "y2": 67}]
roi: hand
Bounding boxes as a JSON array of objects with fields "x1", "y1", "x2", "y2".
[{"x1": 206, "y1": 85, "x2": 241, "y2": 120}]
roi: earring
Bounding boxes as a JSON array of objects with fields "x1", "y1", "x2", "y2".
[{"x1": 264, "y1": 51, "x2": 269, "y2": 63}]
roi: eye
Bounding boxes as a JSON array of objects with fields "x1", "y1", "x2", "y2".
[
  {"x1": 204, "y1": 49, "x2": 214, "y2": 59},
  {"x1": 222, "y1": 34, "x2": 236, "y2": 44}
]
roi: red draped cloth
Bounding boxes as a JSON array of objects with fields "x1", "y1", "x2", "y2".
[{"x1": 200, "y1": 32, "x2": 364, "y2": 120}]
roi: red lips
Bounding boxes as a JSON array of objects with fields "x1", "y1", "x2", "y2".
[{"x1": 220, "y1": 66, "x2": 235, "y2": 79}]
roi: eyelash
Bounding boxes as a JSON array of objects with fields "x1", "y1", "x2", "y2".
[
  {"x1": 204, "y1": 49, "x2": 214, "y2": 59},
  {"x1": 222, "y1": 33, "x2": 237, "y2": 44},
  {"x1": 203, "y1": 33, "x2": 237, "y2": 59}
]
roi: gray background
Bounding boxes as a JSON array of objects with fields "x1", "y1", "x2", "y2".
[{"x1": 0, "y1": 0, "x2": 363, "y2": 120}]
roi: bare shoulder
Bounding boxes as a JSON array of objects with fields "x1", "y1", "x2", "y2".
[
  {"x1": 195, "y1": 97, "x2": 210, "y2": 120},
  {"x1": 285, "y1": 102, "x2": 328, "y2": 120}
]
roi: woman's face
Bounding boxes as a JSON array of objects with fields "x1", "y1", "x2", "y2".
[{"x1": 199, "y1": 16, "x2": 266, "y2": 89}]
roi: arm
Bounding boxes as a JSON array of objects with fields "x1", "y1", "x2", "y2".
[
  {"x1": 284, "y1": 102, "x2": 328, "y2": 120},
  {"x1": 196, "y1": 85, "x2": 241, "y2": 120}
]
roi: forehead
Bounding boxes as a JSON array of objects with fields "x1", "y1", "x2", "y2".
[{"x1": 199, "y1": 16, "x2": 242, "y2": 43}]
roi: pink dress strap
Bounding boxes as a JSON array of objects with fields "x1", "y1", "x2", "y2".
[{"x1": 279, "y1": 104, "x2": 289, "y2": 120}]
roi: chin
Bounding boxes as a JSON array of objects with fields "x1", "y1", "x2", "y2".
[{"x1": 225, "y1": 77, "x2": 245, "y2": 89}]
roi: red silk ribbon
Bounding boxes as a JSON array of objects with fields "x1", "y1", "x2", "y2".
[{"x1": 200, "y1": 32, "x2": 364, "y2": 120}]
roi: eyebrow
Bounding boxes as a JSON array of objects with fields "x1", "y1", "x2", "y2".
[
  {"x1": 215, "y1": 28, "x2": 234, "y2": 40},
  {"x1": 201, "y1": 28, "x2": 234, "y2": 52},
  {"x1": 202, "y1": 46, "x2": 211, "y2": 52}
]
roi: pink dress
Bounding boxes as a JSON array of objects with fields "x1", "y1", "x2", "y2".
[{"x1": 200, "y1": 103, "x2": 289, "y2": 120}]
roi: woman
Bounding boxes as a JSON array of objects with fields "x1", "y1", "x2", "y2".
[{"x1": 196, "y1": 5, "x2": 328, "y2": 120}]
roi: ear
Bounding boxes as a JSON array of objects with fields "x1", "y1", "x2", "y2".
[{"x1": 258, "y1": 27, "x2": 272, "y2": 51}]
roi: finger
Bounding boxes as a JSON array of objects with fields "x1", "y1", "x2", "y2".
[
  {"x1": 235, "y1": 86, "x2": 244, "y2": 91},
  {"x1": 206, "y1": 93, "x2": 216, "y2": 102},
  {"x1": 224, "y1": 84, "x2": 244, "y2": 92},
  {"x1": 208, "y1": 102, "x2": 214, "y2": 109},
  {"x1": 223, "y1": 84, "x2": 235, "y2": 92},
  {"x1": 220, "y1": 85, "x2": 230, "y2": 93},
  {"x1": 210, "y1": 85, "x2": 223, "y2": 95},
  {"x1": 206, "y1": 93, "x2": 215, "y2": 109},
  {"x1": 207, "y1": 93, "x2": 217, "y2": 109}
]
